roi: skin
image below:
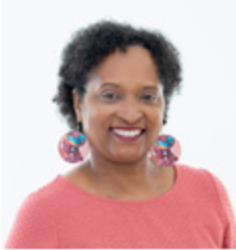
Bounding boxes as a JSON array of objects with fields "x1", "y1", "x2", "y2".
[{"x1": 65, "y1": 45, "x2": 176, "y2": 201}]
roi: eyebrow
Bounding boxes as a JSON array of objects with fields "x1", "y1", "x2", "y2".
[
  {"x1": 101, "y1": 83, "x2": 119, "y2": 88},
  {"x1": 101, "y1": 82, "x2": 159, "y2": 90}
]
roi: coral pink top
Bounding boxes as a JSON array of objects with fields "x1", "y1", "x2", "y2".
[{"x1": 5, "y1": 164, "x2": 236, "y2": 248}]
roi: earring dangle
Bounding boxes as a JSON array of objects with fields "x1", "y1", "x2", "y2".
[
  {"x1": 150, "y1": 134, "x2": 181, "y2": 167},
  {"x1": 58, "y1": 122, "x2": 89, "y2": 163}
]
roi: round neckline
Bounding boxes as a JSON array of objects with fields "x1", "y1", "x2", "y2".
[{"x1": 57, "y1": 163, "x2": 181, "y2": 206}]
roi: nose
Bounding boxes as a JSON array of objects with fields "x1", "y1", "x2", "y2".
[{"x1": 116, "y1": 97, "x2": 144, "y2": 124}]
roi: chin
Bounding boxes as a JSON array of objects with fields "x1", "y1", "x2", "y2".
[{"x1": 110, "y1": 151, "x2": 146, "y2": 164}]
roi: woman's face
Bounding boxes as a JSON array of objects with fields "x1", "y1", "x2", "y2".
[{"x1": 73, "y1": 45, "x2": 165, "y2": 164}]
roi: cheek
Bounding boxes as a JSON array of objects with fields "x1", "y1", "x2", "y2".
[
  {"x1": 146, "y1": 108, "x2": 164, "y2": 142},
  {"x1": 148, "y1": 106, "x2": 164, "y2": 126},
  {"x1": 82, "y1": 104, "x2": 110, "y2": 135}
]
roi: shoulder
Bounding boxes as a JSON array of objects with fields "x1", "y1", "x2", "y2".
[
  {"x1": 5, "y1": 176, "x2": 61, "y2": 248},
  {"x1": 177, "y1": 163, "x2": 226, "y2": 193},
  {"x1": 180, "y1": 163, "x2": 228, "y2": 196},
  {"x1": 177, "y1": 163, "x2": 234, "y2": 221},
  {"x1": 177, "y1": 162, "x2": 223, "y2": 186},
  {"x1": 18, "y1": 175, "x2": 63, "y2": 216}
]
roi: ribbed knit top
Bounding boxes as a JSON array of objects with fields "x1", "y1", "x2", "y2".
[{"x1": 5, "y1": 163, "x2": 236, "y2": 248}]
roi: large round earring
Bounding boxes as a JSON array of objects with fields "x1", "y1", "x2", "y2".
[
  {"x1": 150, "y1": 134, "x2": 181, "y2": 167},
  {"x1": 58, "y1": 122, "x2": 89, "y2": 163}
]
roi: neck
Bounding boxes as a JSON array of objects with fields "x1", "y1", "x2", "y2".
[{"x1": 85, "y1": 153, "x2": 164, "y2": 198}]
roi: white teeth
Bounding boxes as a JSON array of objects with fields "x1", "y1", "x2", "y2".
[{"x1": 112, "y1": 129, "x2": 142, "y2": 137}]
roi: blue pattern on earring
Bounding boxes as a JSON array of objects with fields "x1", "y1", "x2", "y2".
[
  {"x1": 167, "y1": 136, "x2": 174, "y2": 142},
  {"x1": 67, "y1": 135, "x2": 80, "y2": 145},
  {"x1": 78, "y1": 134, "x2": 86, "y2": 143},
  {"x1": 158, "y1": 141, "x2": 171, "y2": 147}
]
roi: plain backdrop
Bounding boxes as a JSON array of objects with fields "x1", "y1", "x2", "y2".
[{"x1": 1, "y1": 0, "x2": 236, "y2": 246}]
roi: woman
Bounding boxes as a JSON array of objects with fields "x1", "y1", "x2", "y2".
[{"x1": 5, "y1": 20, "x2": 236, "y2": 248}]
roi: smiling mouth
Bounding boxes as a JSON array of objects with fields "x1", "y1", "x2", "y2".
[{"x1": 109, "y1": 128, "x2": 146, "y2": 142}]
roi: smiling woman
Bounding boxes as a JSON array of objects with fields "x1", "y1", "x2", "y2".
[
  {"x1": 5, "y1": 20, "x2": 236, "y2": 248},
  {"x1": 73, "y1": 46, "x2": 165, "y2": 164}
]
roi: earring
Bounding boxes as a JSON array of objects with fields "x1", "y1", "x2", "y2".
[
  {"x1": 150, "y1": 134, "x2": 181, "y2": 167},
  {"x1": 58, "y1": 122, "x2": 89, "y2": 163}
]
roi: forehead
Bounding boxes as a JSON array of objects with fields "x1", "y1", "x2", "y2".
[{"x1": 89, "y1": 46, "x2": 160, "y2": 88}]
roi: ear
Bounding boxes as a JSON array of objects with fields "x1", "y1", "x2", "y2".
[{"x1": 72, "y1": 89, "x2": 83, "y2": 122}]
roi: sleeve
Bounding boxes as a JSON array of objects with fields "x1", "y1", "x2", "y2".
[
  {"x1": 207, "y1": 172, "x2": 236, "y2": 248},
  {"x1": 5, "y1": 192, "x2": 58, "y2": 248}
]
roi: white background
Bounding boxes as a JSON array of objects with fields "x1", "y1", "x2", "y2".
[{"x1": 1, "y1": 0, "x2": 236, "y2": 246}]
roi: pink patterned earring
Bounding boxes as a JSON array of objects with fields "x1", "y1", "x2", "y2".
[
  {"x1": 150, "y1": 134, "x2": 181, "y2": 167},
  {"x1": 58, "y1": 122, "x2": 90, "y2": 163}
]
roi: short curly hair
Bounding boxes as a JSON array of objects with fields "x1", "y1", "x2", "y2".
[{"x1": 52, "y1": 20, "x2": 182, "y2": 131}]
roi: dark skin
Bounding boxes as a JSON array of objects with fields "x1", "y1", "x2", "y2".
[{"x1": 64, "y1": 46, "x2": 176, "y2": 201}]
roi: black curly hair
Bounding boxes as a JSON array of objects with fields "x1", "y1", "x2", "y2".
[{"x1": 52, "y1": 20, "x2": 182, "y2": 132}]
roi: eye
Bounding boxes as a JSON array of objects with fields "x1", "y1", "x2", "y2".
[
  {"x1": 141, "y1": 93, "x2": 158, "y2": 103},
  {"x1": 101, "y1": 91, "x2": 120, "y2": 101}
]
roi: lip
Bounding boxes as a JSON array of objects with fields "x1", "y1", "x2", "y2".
[
  {"x1": 110, "y1": 126, "x2": 145, "y2": 130},
  {"x1": 110, "y1": 129, "x2": 145, "y2": 142}
]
